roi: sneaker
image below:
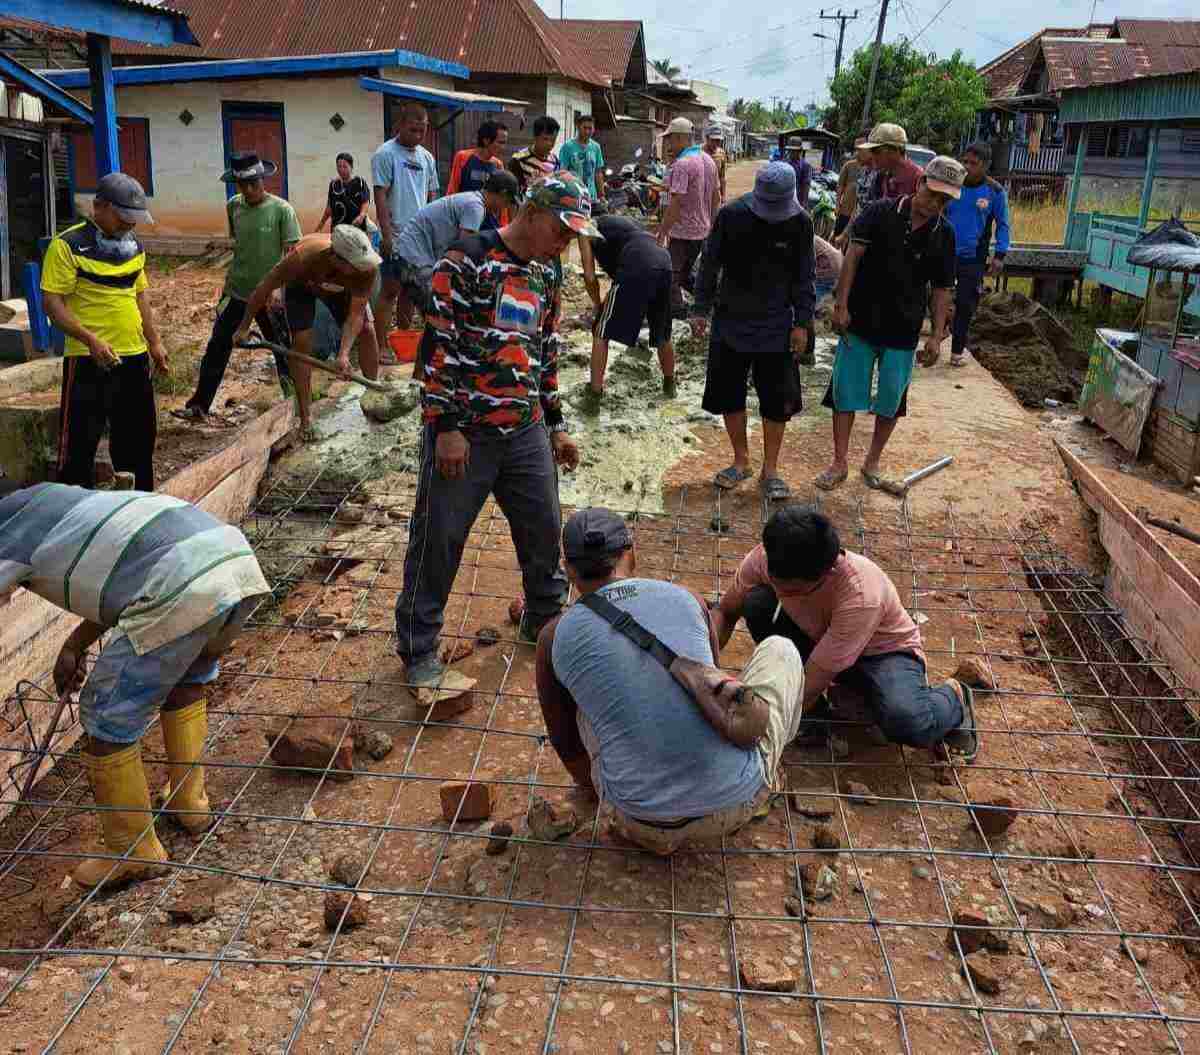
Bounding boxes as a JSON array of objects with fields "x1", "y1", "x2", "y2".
[
  {"x1": 405, "y1": 652, "x2": 445, "y2": 689},
  {"x1": 941, "y1": 679, "x2": 979, "y2": 763},
  {"x1": 662, "y1": 375, "x2": 678, "y2": 399}
]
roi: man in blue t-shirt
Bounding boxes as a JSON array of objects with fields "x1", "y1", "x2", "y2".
[
  {"x1": 534, "y1": 508, "x2": 804, "y2": 855},
  {"x1": 945, "y1": 141, "x2": 1010, "y2": 367},
  {"x1": 559, "y1": 114, "x2": 606, "y2": 200}
]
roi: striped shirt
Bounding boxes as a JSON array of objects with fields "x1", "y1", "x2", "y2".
[{"x1": 0, "y1": 484, "x2": 269, "y2": 655}]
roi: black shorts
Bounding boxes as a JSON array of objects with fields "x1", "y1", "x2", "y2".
[
  {"x1": 596, "y1": 260, "x2": 673, "y2": 348},
  {"x1": 702, "y1": 336, "x2": 803, "y2": 422},
  {"x1": 284, "y1": 283, "x2": 351, "y2": 333}
]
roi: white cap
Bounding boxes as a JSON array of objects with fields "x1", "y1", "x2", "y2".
[
  {"x1": 331, "y1": 224, "x2": 382, "y2": 271},
  {"x1": 666, "y1": 117, "x2": 694, "y2": 136}
]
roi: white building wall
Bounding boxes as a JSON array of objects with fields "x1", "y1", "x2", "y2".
[
  {"x1": 71, "y1": 70, "x2": 454, "y2": 239},
  {"x1": 545, "y1": 77, "x2": 595, "y2": 150}
]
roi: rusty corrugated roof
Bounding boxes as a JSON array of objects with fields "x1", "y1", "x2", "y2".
[
  {"x1": 556, "y1": 19, "x2": 640, "y2": 85},
  {"x1": 1117, "y1": 18, "x2": 1200, "y2": 48},
  {"x1": 979, "y1": 27, "x2": 1088, "y2": 99},
  {"x1": 109, "y1": 0, "x2": 610, "y2": 85}
]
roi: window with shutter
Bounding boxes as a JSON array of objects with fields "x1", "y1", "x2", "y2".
[
  {"x1": 1086, "y1": 125, "x2": 1108, "y2": 157},
  {"x1": 69, "y1": 117, "x2": 152, "y2": 194}
]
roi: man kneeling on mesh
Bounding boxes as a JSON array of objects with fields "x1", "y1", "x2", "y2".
[
  {"x1": 0, "y1": 481, "x2": 269, "y2": 889},
  {"x1": 534, "y1": 508, "x2": 805, "y2": 855},
  {"x1": 712, "y1": 506, "x2": 978, "y2": 761}
]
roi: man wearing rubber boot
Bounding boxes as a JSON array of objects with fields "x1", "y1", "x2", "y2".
[{"x1": 0, "y1": 481, "x2": 269, "y2": 889}]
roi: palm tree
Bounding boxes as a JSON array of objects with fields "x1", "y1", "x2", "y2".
[{"x1": 652, "y1": 57, "x2": 682, "y2": 81}]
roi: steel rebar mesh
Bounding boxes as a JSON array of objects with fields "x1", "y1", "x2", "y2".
[{"x1": 1, "y1": 458, "x2": 1199, "y2": 1055}]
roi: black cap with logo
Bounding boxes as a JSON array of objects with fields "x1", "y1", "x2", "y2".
[{"x1": 562, "y1": 508, "x2": 632, "y2": 562}]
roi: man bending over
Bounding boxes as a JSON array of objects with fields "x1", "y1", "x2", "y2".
[
  {"x1": 535, "y1": 508, "x2": 805, "y2": 855},
  {"x1": 713, "y1": 506, "x2": 977, "y2": 761}
]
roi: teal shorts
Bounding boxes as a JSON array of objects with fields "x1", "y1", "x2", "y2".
[{"x1": 826, "y1": 333, "x2": 914, "y2": 418}]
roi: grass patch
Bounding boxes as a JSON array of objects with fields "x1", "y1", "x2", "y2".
[{"x1": 152, "y1": 338, "x2": 203, "y2": 398}]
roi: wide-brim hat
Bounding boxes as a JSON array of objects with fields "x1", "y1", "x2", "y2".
[
  {"x1": 749, "y1": 161, "x2": 803, "y2": 223},
  {"x1": 220, "y1": 152, "x2": 279, "y2": 183}
]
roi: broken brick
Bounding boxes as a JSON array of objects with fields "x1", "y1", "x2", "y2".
[
  {"x1": 266, "y1": 718, "x2": 355, "y2": 781},
  {"x1": 440, "y1": 780, "x2": 495, "y2": 822},
  {"x1": 970, "y1": 796, "x2": 1018, "y2": 837},
  {"x1": 961, "y1": 952, "x2": 1003, "y2": 994},
  {"x1": 812, "y1": 825, "x2": 841, "y2": 851},
  {"x1": 953, "y1": 657, "x2": 996, "y2": 690},
  {"x1": 739, "y1": 956, "x2": 796, "y2": 993},
  {"x1": 323, "y1": 891, "x2": 369, "y2": 931},
  {"x1": 946, "y1": 911, "x2": 1009, "y2": 955},
  {"x1": 440, "y1": 637, "x2": 476, "y2": 664}
]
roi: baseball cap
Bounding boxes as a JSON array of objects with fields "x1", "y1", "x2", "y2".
[
  {"x1": 95, "y1": 172, "x2": 153, "y2": 224},
  {"x1": 526, "y1": 172, "x2": 602, "y2": 239},
  {"x1": 666, "y1": 116, "x2": 694, "y2": 136},
  {"x1": 705, "y1": 125, "x2": 725, "y2": 141},
  {"x1": 924, "y1": 155, "x2": 966, "y2": 199},
  {"x1": 562, "y1": 508, "x2": 632, "y2": 562},
  {"x1": 330, "y1": 224, "x2": 383, "y2": 270},
  {"x1": 864, "y1": 123, "x2": 907, "y2": 149},
  {"x1": 483, "y1": 169, "x2": 520, "y2": 202}
]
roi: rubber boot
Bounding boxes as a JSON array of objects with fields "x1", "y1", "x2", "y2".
[
  {"x1": 156, "y1": 699, "x2": 212, "y2": 834},
  {"x1": 73, "y1": 742, "x2": 168, "y2": 889}
]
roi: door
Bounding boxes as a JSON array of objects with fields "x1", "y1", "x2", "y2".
[
  {"x1": 221, "y1": 102, "x2": 287, "y2": 198},
  {"x1": 2, "y1": 133, "x2": 49, "y2": 301}
]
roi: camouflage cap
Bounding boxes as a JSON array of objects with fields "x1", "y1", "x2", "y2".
[{"x1": 526, "y1": 172, "x2": 603, "y2": 239}]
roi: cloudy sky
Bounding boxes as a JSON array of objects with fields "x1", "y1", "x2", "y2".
[{"x1": 538, "y1": 0, "x2": 1197, "y2": 108}]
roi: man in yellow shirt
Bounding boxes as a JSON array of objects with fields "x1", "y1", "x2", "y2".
[{"x1": 41, "y1": 172, "x2": 165, "y2": 491}]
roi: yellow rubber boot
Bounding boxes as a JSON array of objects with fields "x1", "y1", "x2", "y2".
[
  {"x1": 73, "y1": 742, "x2": 168, "y2": 889},
  {"x1": 157, "y1": 699, "x2": 211, "y2": 834}
]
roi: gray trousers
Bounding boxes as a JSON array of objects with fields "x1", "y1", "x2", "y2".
[{"x1": 395, "y1": 422, "x2": 567, "y2": 663}]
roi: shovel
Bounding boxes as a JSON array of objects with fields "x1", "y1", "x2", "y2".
[{"x1": 236, "y1": 339, "x2": 392, "y2": 393}]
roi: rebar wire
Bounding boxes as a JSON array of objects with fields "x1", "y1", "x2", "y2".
[{"x1": 4, "y1": 468, "x2": 1200, "y2": 1054}]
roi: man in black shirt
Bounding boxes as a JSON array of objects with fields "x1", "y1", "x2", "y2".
[
  {"x1": 690, "y1": 163, "x2": 815, "y2": 502},
  {"x1": 578, "y1": 214, "x2": 675, "y2": 405},
  {"x1": 815, "y1": 156, "x2": 964, "y2": 491},
  {"x1": 316, "y1": 152, "x2": 370, "y2": 233}
]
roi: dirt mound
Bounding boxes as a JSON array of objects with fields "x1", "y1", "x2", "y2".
[{"x1": 968, "y1": 291, "x2": 1082, "y2": 407}]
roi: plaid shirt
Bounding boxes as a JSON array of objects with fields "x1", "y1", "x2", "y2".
[{"x1": 421, "y1": 229, "x2": 564, "y2": 435}]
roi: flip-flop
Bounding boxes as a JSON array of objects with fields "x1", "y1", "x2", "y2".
[
  {"x1": 714, "y1": 465, "x2": 752, "y2": 490},
  {"x1": 761, "y1": 475, "x2": 792, "y2": 501},
  {"x1": 814, "y1": 467, "x2": 848, "y2": 491},
  {"x1": 942, "y1": 680, "x2": 978, "y2": 764},
  {"x1": 950, "y1": 354, "x2": 967, "y2": 368},
  {"x1": 861, "y1": 468, "x2": 884, "y2": 490},
  {"x1": 169, "y1": 406, "x2": 206, "y2": 423}
]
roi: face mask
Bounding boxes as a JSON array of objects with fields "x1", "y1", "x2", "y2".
[{"x1": 96, "y1": 229, "x2": 138, "y2": 260}]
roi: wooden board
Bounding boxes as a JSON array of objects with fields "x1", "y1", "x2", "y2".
[
  {"x1": 1057, "y1": 441, "x2": 1200, "y2": 696},
  {"x1": 0, "y1": 401, "x2": 294, "y2": 821}
]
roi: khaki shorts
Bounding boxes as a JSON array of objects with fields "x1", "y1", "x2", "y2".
[{"x1": 581, "y1": 636, "x2": 805, "y2": 855}]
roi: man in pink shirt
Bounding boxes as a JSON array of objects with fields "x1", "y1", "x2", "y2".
[
  {"x1": 658, "y1": 117, "x2": 721, "y2": 314},
  {"x1": 713, "y1": 506, "x2": 977, "y2": 760}
]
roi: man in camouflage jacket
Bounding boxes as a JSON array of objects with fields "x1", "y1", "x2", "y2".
[{"x1": 394, "y1": 174, "x2": 597, "y2": 685}]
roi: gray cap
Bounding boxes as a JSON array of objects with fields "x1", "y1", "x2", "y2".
[
  {"x1": 749, "y1": 162, "x2": 803, "y2": 223},
  {"x1": 562, "y1": 507, "x2": 632, "y2": 562},
  {"x1": 95, "y1": 171, "x2": 153, "y2": 224}
]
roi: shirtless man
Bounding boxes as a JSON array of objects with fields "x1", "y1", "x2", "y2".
[{"x1": 234, "y1": 224, "x2": 381, "y2": 440}]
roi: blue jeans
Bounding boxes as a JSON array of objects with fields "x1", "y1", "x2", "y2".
[{"x1": 742, "y1": 585, "x2": 961, "y2": 748}]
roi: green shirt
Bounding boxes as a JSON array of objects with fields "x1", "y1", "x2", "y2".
[
  {"x1": 558, "y1": 138, "x2": 604, "y2": 198},
  {"x1": 224, "y1": 194, "x2": 301, "y2": 301}
]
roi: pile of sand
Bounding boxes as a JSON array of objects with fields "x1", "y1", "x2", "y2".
[{"x1": 968, "y1": 291, "x2": 1082, "y2": 407}]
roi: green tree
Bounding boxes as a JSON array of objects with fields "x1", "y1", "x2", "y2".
[
  {"x1": 652, "y1": 57, "x2": 682, "y2": 81},
  {"x1": 824, "y1": 40, "x2": 925, "y2": 143},
  {"x1": 881, "y1": 50, "x2": 986, "y2": 154}
]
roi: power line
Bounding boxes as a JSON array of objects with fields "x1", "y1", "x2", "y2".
[
  {"x1": 819, "y1": 8, "x2": 860, "y2": 76},
  {"x1": 905, "y1": 0, "x2": 959, "y2": 47}
]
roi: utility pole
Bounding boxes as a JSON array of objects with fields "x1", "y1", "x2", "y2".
[
  {"x1": 819, "y1": 8, "x2": 859, "y2": 78},
  {"x1": 859, "y1": 0, "x2": 889, "y2": 133}
]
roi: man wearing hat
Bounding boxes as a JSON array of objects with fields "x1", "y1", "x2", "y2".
[
  {"x1": 41, "y1": 172, "x2": 165, "y2": 491},
  {"x1": 816, "y1": 156, "x2": 964, "y2": 491},
  {"x1": 702, "y1": 125, "x2": 728, "y2": 202},
  {"x1": 395, "y1": 174, "x2": 593, "y2": 688},
  {"x1": 863, "y1": 123, "x2": 922, "y2": 201},
  {"x1": 783, "y1": 137, "x2": 813, "y2": 212},
  {"x1": 233, "y1": 225, "x2": 382, "y2": 441},
  {"x1": 533, "y1": 507, "x2": 804, "y2": 855},
  {"x1": 175, "y1": 152, "x2": 301, "y2": 423},
  {"x1": 691, "y1": 162, "x2": 816, "y2": 502},
  {"x1": 658, "y1": 117, "x2": 720, "y2": 315}
]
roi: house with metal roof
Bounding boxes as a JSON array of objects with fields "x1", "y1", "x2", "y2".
[
  {"x1": 30, "y1": 0, "x2": 611, "y2": 243},
  {"x1": 975, "y1": 18, "x2": 1200, "y2": 206}
]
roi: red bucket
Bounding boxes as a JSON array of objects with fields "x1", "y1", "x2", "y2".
[{"x1": 387, "y1": 329, "x2": 421, "y2": 364}]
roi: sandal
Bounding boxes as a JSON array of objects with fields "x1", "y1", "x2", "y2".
[
  {"x1": 941, "y1": 680, "x2": 978, "y2": 764},
  {"x1": 813, "y1": 467, "x2": 848, "y2": 491},
  {"x1": 861, "y1": 468, "x2": 884, "y2": 490},
  {"x1": 950, "y1": 354, "x2": 967, "y2": 368},
  {"x1": 760, "y1": 475, "x2": 792, "y2": 501},
  {"x1": 714, "y1": 465, "x2": 752, "y2": 490},
  {"x1": 170, "y1": 406, "x2": 207, "y2": 423}
]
